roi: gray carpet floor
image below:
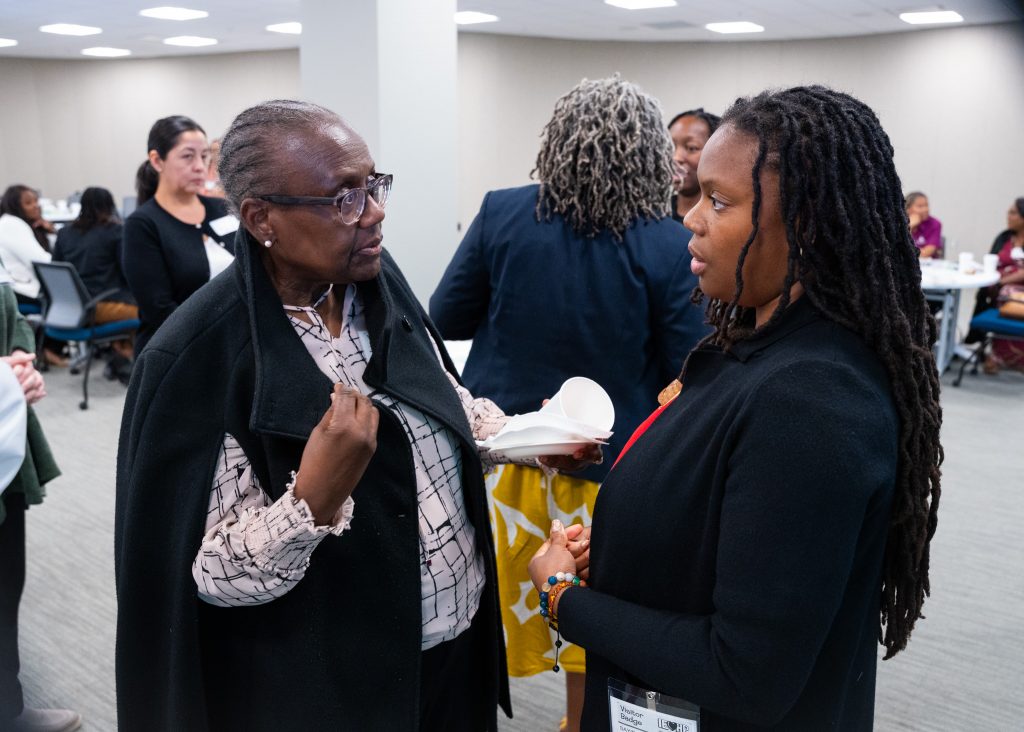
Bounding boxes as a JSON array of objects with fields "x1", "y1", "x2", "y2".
[{"x1": 16, "y1": 359, "x2": 1024, "y2": 731}]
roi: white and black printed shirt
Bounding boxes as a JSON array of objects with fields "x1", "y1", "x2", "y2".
[{"x1": 192, "y1": 284, "x2": 507, "y2": 650}]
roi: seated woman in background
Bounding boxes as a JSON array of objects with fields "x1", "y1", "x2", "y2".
[
  {"x1": 905, "y1": 190, "x2": 942, "y2": 258},
  {"x1": 966, "y1": 196, "x2": 1024, "y2": 373},
  {"x1": 0, "y1": 185, "x2": 55, "y2": 256},
  {"x1": 0, "y1": 186, "x2": 52, "y2": 306},
  {"x1": 529, "y1": 86, "x2": 943, "y2": 731},
  {"x1": 53, "y1": 186, "x2": 137, "y2": 381},
  {"x1": 122, "y1": 115, "x2": 234, "y2": 356},
  {"x1": 0, "y1": 186, "x2": 69, "y2": 366},
  {"x1": 430, "y1": 75, "x2": 707, "y2": 732}
]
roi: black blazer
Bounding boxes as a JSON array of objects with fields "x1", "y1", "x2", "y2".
[
  {"x1": 114, "y1": 231, "x2": 510, "y2": 731},
  {"x1": 122, "y1": 195, "x2": 231, "y2": 354}
]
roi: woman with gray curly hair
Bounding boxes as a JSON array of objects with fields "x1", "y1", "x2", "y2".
[{"x1": 430, "y1": 75, "x2": 706, "y2": 732}]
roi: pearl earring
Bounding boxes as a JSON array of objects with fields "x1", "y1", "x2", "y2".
[{"x1": 263, "y1": 240, "x2": 273, "y2": 248}]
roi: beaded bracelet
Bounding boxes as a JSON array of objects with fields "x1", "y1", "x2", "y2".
[{"x1": 538, "y1": 571, "x2": 585, "y2": 672}]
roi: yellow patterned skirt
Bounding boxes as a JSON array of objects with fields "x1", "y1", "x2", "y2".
[{"x1": 485, "y1": 463, "x2": 599, "y2": 677}]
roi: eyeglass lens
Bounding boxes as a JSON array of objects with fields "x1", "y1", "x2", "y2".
[{"x1": 339, "y1": 176, "x2": 391, "y2": 224}]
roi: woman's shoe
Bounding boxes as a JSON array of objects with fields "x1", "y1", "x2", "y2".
[
  {"x1": 12, "y1": 706, "x2": 82, "y2": 731},
  {"x1": 982, "y1": 357, "x2": 1000, "y2": 375}
]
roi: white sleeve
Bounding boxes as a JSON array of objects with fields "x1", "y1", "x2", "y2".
[
  {"x1": 192, "y1": 433, "x2": 355, "y2": 607},
  {"x1": 0, "y1": 362, "x2": 26, "y2": 493},
  {"x1": 0, "y1": 215, "x2": 51, "y2": 267}
]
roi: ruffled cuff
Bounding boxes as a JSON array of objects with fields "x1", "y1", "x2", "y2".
[{"x1": 241, "y1": 475, "x2": 355, "y2": 576}]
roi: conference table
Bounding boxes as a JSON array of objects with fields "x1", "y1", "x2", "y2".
[{"x1": 920, "y1": 261, "x2": 999, "y2": 373}]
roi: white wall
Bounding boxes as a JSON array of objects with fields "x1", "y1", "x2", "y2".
[
  {"x1": 456, "y1": 23, "x2": 1024, "y2": 265},
  {"x1": 1, "y1": 22, "x2": 1021, "y2": 297},
  {"x1": 0, "y1": 50, "x2": 300, "y2": 204}
]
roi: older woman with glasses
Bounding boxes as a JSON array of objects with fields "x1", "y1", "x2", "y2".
[{"x1": 114, "y1": 100, "x2": 597, "y2": 732}]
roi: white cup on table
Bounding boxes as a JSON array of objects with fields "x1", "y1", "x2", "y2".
[
  {"x1": 957, "y1": 252, "x2": 975, "y2": 274},
  {"x1": 983, "y1": 254, "x2": 999, "y2": 274}
]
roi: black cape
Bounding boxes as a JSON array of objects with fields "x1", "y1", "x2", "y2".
[{"x1": 114, "y1": 230, "x2": 510, "y2": 731}]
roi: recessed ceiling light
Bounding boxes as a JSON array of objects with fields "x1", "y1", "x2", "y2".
[
  {"x1": 899, "y1": 10, "x2": 964, "y2": 25},
  {"x1": 81, "y1": 47, "x2": 132, "y2": 57},
  {"x1": 163, "y1": 35, "x2": 217, "y2": 47},
  {"x1": 0, "y1": 38, "x2": 18, "y2": 48},
  {"x1": 604, "y1": 0, "x2": 678, "y2": 9},
  {"x1": 40, "y1": 23, "x2": 103, "y2": 36},
  {"x1": 266, "y1": 22, "x2": 302, "y2": 35},
  {"x1": 140, "y1": 7, "x2": 209, "y2": 21},
  {"x1": 705, "y1": 21, "x2": 765, "y2": 34},
  {"x1": 454, "y1": 11, "x2": 500, "y2": 25}
]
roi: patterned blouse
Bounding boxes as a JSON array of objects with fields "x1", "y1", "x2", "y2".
[{"x1": 192, "y1": 284, "x2": 507, "y2": 650}]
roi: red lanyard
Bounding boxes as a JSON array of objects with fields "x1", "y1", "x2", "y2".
[{"x1": 611, "y1": 396, "x2": 676, "y2": 470}]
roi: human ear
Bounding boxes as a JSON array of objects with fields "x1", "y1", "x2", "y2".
[
  {"x1": 239, "y1": 199, "x2": 273, "y2": 243},
  {"x1": 148, "y1": 149, "x2": 163, "y2": 173}
]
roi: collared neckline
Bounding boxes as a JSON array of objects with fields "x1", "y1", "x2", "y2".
[
  {"x1": 718, "y1": 294, "x2": 821, "y2": 363},
  {"x1": 231, "y1": 227, "x2": 474, "y2": 448}
]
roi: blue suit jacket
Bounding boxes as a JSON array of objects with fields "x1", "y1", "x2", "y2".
[{"x1": 430, "y1": 184, "x2": 708, "y2": 483}]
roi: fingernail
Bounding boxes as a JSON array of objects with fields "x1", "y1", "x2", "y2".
[
  {"x1": 581, "y1": 540, "x2": 589, "y2": 548},
  {"x1": 552, "y1": 519, "x2": 562, "y2": 531}
]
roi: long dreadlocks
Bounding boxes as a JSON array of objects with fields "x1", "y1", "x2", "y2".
[
  {"x1": 532, "y1": 75, "x2": 673, "y2": 240},
  {"x1": 697, "y1": 86, "x2": 942, "y2": 659}
]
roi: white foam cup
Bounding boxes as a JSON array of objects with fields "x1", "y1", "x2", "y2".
[
  {"x1": 983, "y1": 253, "x2": 999, "y2": 274},
  {"x1": 540, "y1": 377, "x2": 615, "y2": 431},
  {"x1": 958, "y1": 252, "x2": 974, "y2": 274}
]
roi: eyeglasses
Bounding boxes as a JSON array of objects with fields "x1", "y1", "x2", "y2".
[{"x1": 258, "y1": 173, "x2": 393, "y2": 225}]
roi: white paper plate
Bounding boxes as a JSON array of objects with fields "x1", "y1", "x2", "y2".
[{"x1": 488, "y1": 441, "x2": 598, "y2": 461}]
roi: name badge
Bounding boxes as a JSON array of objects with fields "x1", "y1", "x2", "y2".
[
  {"x1": 608, "y1": 678, "x2": 699, "y2": 732},
  {"x1": 209, "y1": 214, "x2": 240, "y2": 238}
]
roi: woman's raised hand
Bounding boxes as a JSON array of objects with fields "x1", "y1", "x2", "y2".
[{"x1": 294, "y1": 383, "x2": 379, "y2": 525}]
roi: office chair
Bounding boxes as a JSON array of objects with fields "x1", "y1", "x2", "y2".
[
  {"x1": 32, "y1": 262, "x2": 139, "y2": 409},
  {"x1": 953, "y1": 308, "x2": 1024, "y2": 386}
]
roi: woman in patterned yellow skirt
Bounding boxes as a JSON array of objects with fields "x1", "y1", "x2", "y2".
[
  {"x1": 430, "y1": 76, "x2": 709, "y2": 731},
  {"x1": 487, "y1": 465, "x2": 597, "y2": 676}
]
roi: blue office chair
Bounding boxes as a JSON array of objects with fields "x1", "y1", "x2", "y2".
[
  {"x1": 32, "y1": 262, "x2": 139, "y2": 409},
  {"x1": 953, "y1": 308, "x2": 1024, "y2": 386}
]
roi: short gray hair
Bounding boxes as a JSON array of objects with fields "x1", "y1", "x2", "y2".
[{"x1": 218, "y1": 99, "x2": 343, "y2": 213}]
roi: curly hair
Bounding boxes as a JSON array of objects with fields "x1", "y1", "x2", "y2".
[
  {"x1": 532, "y1": 75, "x2": 673, "y2": 240},
  {"x1": 691, "y1": 85, "x2": 942, "y2": 659}
]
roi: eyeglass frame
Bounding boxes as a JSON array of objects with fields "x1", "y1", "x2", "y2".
[{"x1": 256, "y1": 173, "x2": 393, "y2": 225}]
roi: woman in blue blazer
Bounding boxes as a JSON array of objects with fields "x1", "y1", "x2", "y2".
[{"x1": 430, "y1": 76, "x2": 706, "y2": 732}]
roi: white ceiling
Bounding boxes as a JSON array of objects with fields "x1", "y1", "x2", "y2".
[{"x1": 0, "y1": 0, "x2": 1020, "y2": 59}]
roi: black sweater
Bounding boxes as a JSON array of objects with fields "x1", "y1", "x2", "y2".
[
  {"x1": 52, "y1": 221, "x2": 133, "y2": 302},
  {"x1": 560, "y1": 297, "x2": 899, "y2": 731},
  {"x1": 122, "y1": 195, "x2": 231, "y2": 353}
]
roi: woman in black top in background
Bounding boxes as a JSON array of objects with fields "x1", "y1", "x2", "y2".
[
  {"x1": 122, "y1": 116, "x2": 234, "y2": 355},
  {"x1": 54, "y1": 186, "x2": 137, "y2": 379},
  {"x1": 529, "y1": 86, "x2": 943, "y2": 731}
]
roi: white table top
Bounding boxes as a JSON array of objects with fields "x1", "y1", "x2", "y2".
[{"x1": 920, "y1": 262, "x2": 1000, "y2": 291}]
